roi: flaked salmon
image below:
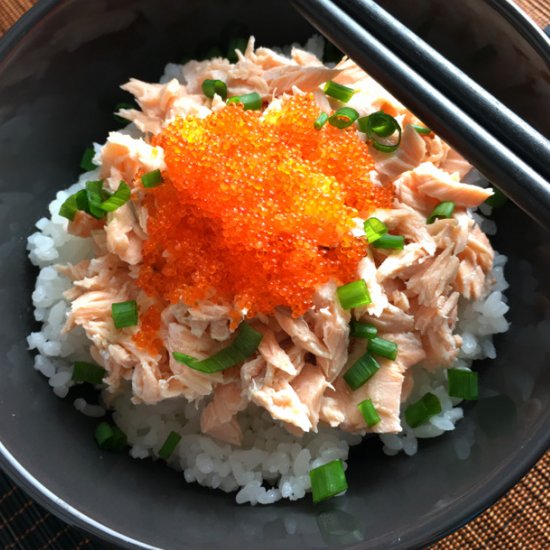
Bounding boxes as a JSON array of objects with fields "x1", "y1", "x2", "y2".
[{"x1": 58, "y1": 37, "x2": 498, "y2": 447}]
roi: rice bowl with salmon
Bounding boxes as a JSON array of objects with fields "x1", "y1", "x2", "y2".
[{"x1": 26, "y1": 36, "x2": 510, "y2": 505}]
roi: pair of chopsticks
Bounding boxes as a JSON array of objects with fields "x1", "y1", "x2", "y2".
[{"x1": 290, "y1": 0, "x2": 550, "y2": 230}]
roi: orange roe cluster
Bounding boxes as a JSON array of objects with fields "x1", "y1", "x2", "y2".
[
  {"x1": 138, "y1": 93, "x2": 392, "y2": 318},
  {"x1": 132, "y1": 304, "x2": 163, "y2": 355}
]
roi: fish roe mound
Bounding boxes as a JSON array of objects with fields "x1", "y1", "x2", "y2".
[
  {"x1": 132, "y1": 304, "x2": 163, "y2": 355},
  {"x1": 138, "y1": 93, "x2": 392, "y2": 318}
]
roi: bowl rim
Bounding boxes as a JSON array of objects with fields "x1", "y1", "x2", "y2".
[{"x1": 0, "y1": 1, "x2": 549, "y2": 548}]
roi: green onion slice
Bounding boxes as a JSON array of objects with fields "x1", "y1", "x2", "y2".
[
  {"x1": 405, "y1": 392, "x2": 442, "y2": 428},
  {"x1": 205, "y1": 46, "x2": 223, "y2": 59},
  {"x1": 173, "y1": 322, "x2": 263, "y2": 374},
  {"x1": 111, "y1": 300, "x2": 138, "y2": 329},
  {"x1": 350, "y1": 320, "x2": 377, "y2": 339},
  {"x1": 74, "y1": 189, "x2": 89, "y2": 214},
  {"x1": 358, "y1": 399, "x2": 381, "y2": 427},
  {"x1": 358, "y1": 111, "x2": 402, "y2": 153},
  {"x1": 100, "y1": 181, "x2": 131, "y2": 212},
  {"x1": 484, "y1": 188, "x2": 507, "y2": 208},
  {"x1": 72, "y1": 361, "x2": 106, "y2": 385},
  {"x1": 227, "y1": 37, "x2": 248, "y2": 63},
  {"x1": 410, "y1": 124, "x2": 431, "y2": 135},
  {"x1": 323, "y1": 81, "x2": 355, "y2": 103},
  {"x1": 84, "y1": 180, "x2": 108, "y2": 219},
  {"x1": 448, "y1": 369, "x2": 478, "y2": 400},
  {"x1": 172, "y1": 352, "x2": 197, "y2": 367},
  {"x1": 368, "y1": 336, "x2": 398, "y2": 360},
  {"x1": 364, "y1": 217, "x2": 388, "y2": 244},
  {"x1": 59, "y1": 193, "x2": 80, "y2": 221},
  {"x1": 358, "y1": 111, "x2": 394, "y2": 136},
  {"x1": 114, "y1": 102, "x2": 135, "y2": 124},
  {"x1": 95, "y1": 422, "x2": 127, "y2": 451},
  {"x1": 371, "y1": 234, "x2": 405, "y2": 250},
  {"x1": 141, "y1": 169, "x2": 164, "y2": 188},
  {"x1": 328, "y1": 107, "x2": 359, "y2": 129},
  {"x1": 59, "y1": 181, "x2": 119, "y2": 220},
  {"x1": 337, "y1": 280, "x2": 372, "y2": 310},
  {"x1": 343, "y1": 353, "x2": 380, "y2": 390},
  {"x1": 80, "y1": 147, "x2": 97, "y2": 172},
  {"x1": 202, "y1": 79, "x2": 228, "y2": 100},
  {"x1": 158, "y1": 431, "x2": 182, "y2": 460},
  {"x1": 314, "y1": 112, "x2": 329, "y2": 130},
  {"x1": 427, "y1": 201, "x2": 455, "y2": 224},
  {"x1": 226, "y1": 92, "x2": 262, "y2": 111},
  {"x1": 309, "y1": 460, "x2": 348, "y2": 504}
]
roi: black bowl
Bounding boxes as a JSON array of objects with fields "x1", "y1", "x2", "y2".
[{"x1": 0, "y1": 1, "x2": 549, "y2": 548}]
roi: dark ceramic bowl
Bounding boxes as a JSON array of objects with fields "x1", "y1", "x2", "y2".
[{"x1": 0, "y1": 1, "x2": 549, "y2": 549}]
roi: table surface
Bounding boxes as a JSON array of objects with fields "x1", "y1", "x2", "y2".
[{"x1": 1, "y1": 1, "x2": 549, "y2": 549}]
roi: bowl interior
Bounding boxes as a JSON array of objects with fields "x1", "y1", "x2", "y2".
[{"x1": 0, "y1": 1, "x2": 549, "y2": 549}]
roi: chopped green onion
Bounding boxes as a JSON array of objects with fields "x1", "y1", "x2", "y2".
[
  {"x1": 226, "y1": 92, "x2": 262, "y2": 111},
  {"x1": 95, "y1": 422, "x2": 127, "y2": 451},
  {"x1": 358, "y1": 113, "x2": 393, "y2": 137},
  {"x1": 68, "y1": 186, "x2": 106, "y2": 220},
  {"x1": 59, "y1": 193, "x2": 80, "y2": 221},
  {"x1": 358, "y1": 399, "x2": 381, "y2": 427},
  {"x1": 337, "y1": 280, "x2": 372, "y2": 310},
  {"x1": 74, "y1": 189, "x2": 89, "y2": 214},
  {"x1": 114, "y1": 102, "x2": 134, "y2": 124},
  {"x1": 350, "y1": 320, "x2": 377, "y2": 339},
  {"x1": 484, "y1": 188, "x2": 507, "y2": 208},
  {"x1": 358, "y1": 111, "x2": 402, "y2": 153},
  {"x1": 202, "y1": 79, "x2": 228, "y2": 101},
  {"x1": 371, "y1": 234, "x2": 404, "y2": 250},
  {"x1": 85, "y1": 180, "x2": 108, "y2": 219},
  {"x1": 323, "y1": 81, "x2": 355, "y2": 103},
  {"x1": 405, "y1": 392, "x2": 442, "y2": 428},
  {"x1": 328, "y1": 107, "x2": 359, "y2": 129},
  {"x1": 314, "y1": 112, "x2": 329, "y2": 130},
  {"x1": 227, "y1": 37, "x2": 248, "y2": 63},
  {"x1": 368, "y1": 336, "x2": 398, "y2": 360},
  {"x1": 111, "y1": 300, "x2": 138, "y2": 329},
  {"x1": 205, "y1": 46, "x2": 223, "y2": 59},
  {"x1": 110, "y1": 426, "x2": 128, "y2": 451},
  {"x1": 95, "y1": 422, "x2": 114, "y2": 448},
  {"x1": 173, "y1": 322, "x2": 263, "y2": 374},
  {"x1": 343, "y1": 353, "x2": 380, "y2": 390},
  {"x1": 72, "y1": 362, "x2": 106, "y2": 384},
  {"x1": 364, "y1": 217, "x2": 388, "y2": 244},
  {"x1": 80, "y1": 147, "x2": 97, "y2": 172},
  {"x1": 372, "y1": 140, "x2": 402, "y2": 153},
  {"x1": 100, "y1": 181, "x2": 131, "y2": 212},
  {"x1": 172, "y1": 352, "x2": 198, "y2": 367},
  {"x1": 309, "y1": 460, "x2": 348, "y2": 504},
  {"x1": 448, "y1": 369, "x2": 478, "y2": 400},
  {"x1": 141, "y1": 169, "x2": 164, "y2": 188},
  {"x1": 410, "y1": 124, "x2": 431, "y2": 135},
  {"x1": 158, "y1": 431, "x2": 182, "y2": 460},
  {"x1": 427, "y1": 201, "x2": 455, "y2": 224}
]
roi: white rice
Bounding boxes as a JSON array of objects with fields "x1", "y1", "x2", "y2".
[{"x1": 25, "y1": 58, "x2": 511, "y2": 506}]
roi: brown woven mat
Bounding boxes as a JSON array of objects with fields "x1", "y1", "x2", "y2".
[{"x1": 1, "y1": 1, "x2": 549, "y2": 549}]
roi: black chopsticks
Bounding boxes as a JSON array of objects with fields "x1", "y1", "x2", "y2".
[
  {"x1": 336, "y1": 0, "x2": 550, "y2": 181},
  {"x1": 290, "y1": 0, "x2": 550, "y2": 231}
]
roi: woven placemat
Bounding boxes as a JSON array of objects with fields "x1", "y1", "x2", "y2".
[{"x1": 0, "y1": 1, "x2": 549, "y2": 549}]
